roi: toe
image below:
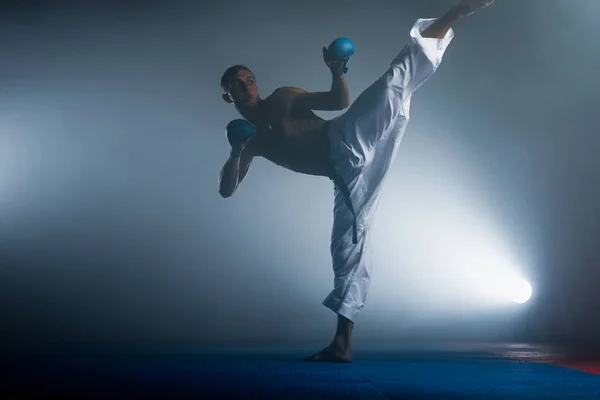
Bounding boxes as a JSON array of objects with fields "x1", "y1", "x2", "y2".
[{"x1": 303, "y1": 347, "x2": 351, "y2": 363}]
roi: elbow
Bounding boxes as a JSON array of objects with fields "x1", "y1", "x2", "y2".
[
  {"x1": 330, "y1": 99, "x2": 350, "y2": 111},
  {"x1": 219, "y1": 188, "x2": 235, "y2": 198},
  {"x1": 218, "y1": 182, "x2": 236, "y2": 199},
  {"x1": 335, "y1": 101, "x2": 350, "y2": 111},
  {"x1": 334, "y1": 94, "x2": 350, "y2": 110}
]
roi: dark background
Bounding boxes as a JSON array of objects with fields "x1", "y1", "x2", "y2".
[{"x1": 0, "y1": 0, "x2": 599, "y2": 348}]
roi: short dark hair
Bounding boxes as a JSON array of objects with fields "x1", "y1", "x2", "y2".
[{"x1": 220, "y1": 65, "x2": 253, "y2": 91}]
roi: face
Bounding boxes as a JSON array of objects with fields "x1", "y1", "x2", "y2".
[{"x1": 224, "y1": 69, "x2": 259, "y2": 104}]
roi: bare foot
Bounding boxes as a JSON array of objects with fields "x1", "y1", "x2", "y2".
[{"x1": 303, "y1": 346, "x2": 352, "y2": 363}]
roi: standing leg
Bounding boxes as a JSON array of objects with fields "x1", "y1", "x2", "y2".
[
  {"x1": 305, "y1": 182, "x2": 377, "y2": 363},
  {"x1": 304, "y1": 314, "x2": 354, "y2": 363}
]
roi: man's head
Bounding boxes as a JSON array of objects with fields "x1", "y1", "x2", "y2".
[{"x1": 221, "y1": 65, "x2": 259, "y2": 105}]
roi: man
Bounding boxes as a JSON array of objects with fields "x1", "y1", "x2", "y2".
[{"x1": 218, "y1": 0, "x2": 496, "y2": 362}]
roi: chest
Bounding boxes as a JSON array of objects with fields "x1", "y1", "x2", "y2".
[
  {"x1": 244, "y1": 90, "x2": 325, "y2": 157},
  {"x1": 256, "y1": 98, "x2": 307, "y2": 136},
  {"x1": 248, "y1": 120, "x2": 294, "y2": 158},
  {"x1": 249, "y1": 104, "x2": 308, "y2": 149}
]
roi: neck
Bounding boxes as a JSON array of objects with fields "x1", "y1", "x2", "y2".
[{"x1": 235, "y1": 99, "x2": 262, "y2": 124}]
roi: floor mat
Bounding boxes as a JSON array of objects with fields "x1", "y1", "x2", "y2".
[{"x1": 3, "y1": 343, "x2": 600, "y2": 399}]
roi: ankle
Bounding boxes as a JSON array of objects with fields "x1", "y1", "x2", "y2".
[{"x1": 332, "y1": 335, "x2": 351, "y2": 351}]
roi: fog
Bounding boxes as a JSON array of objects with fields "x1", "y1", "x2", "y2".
[{"x1": 1, "y1": 0, "x2": 599, "y2": 347}]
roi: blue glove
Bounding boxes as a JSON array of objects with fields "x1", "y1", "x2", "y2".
[
  {"x1": 326, "y1": 37, "x2": 355, "y2": 76},
  {"x1": 226, "y1": 119, "x2": 255, "y2": 157}
]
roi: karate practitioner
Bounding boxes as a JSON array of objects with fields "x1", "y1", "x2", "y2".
[{"x1": 218, "y1": 0, "x2": 496, "y2": 362}]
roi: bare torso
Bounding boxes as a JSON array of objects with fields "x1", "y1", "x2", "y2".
[{"x1": 245, "y1": 87, "x2": 335, "y2": 178}]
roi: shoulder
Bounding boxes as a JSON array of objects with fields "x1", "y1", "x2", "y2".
[
  {"x1": 270, "y1": 87, "x2": 308, "y2": 99},
  {"x1": 262, "y1": 87, "x2": 309, "y2": 110}
]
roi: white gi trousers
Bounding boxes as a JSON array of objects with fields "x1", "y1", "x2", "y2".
[{"x1": 323, "y1": 18, "x2": 455, "y2": 322}]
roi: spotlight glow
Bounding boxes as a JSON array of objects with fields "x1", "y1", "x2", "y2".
[
  {"x1": 508, "y1": 279, "x2": 532, "y2": 304},
  {"x1": 468, "y1": 269, "x2": 533, "y2": 306}
]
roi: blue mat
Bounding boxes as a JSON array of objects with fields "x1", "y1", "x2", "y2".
[{"x1": 4, "y1": 345, "x2": 600, "y2": 399}]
